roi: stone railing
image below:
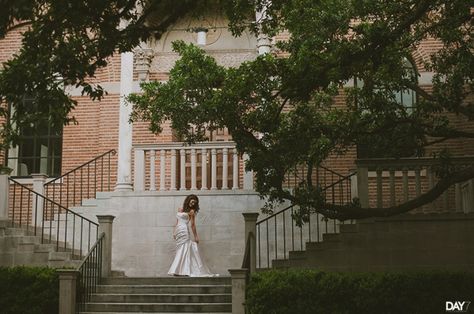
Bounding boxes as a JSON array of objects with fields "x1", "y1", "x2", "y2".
[
  {"x1": 356, "y1": 156, "x2": 474, "y2": 213},
  {"x1": 133, "y1": 141, "x2": 253, "y2": 192}
]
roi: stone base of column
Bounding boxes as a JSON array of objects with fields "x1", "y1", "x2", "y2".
[{"x1": 115, "y1": 182, "x2": 134, "y2": 191}]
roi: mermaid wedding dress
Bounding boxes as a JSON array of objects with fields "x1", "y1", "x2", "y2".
[{"x1": 167, "y1": 212, "x2": 217, "y2": 277}]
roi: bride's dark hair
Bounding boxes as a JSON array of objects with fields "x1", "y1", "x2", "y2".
[{"x1": 183, "y1": 194, "x2": 200, "y2": 213}]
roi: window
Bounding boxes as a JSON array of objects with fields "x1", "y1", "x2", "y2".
[
  {"x1": 357, "y1": 58, "x2": 418, "y2": 158},
  {"x1": 6, "y1": 98, "x2": 63, "y2": 177}
]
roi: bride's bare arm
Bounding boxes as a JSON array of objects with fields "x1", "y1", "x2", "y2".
[{"x1": 189, "y1": 210, "x2": 199, "y2": 243}]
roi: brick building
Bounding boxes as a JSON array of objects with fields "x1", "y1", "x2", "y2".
[{"x1": 1, "y1": 11, "x2": 473, "y2": 276}]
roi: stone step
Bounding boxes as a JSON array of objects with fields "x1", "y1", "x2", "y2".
[
  {"x1": 90, "y1": 293, "x2": 231, "y2": 303},
  {"x1": 102, "y1": 277, "x2": 231, "y2": 286},
  {"x1": 84, "y1": 302, "x2": 231, "y2": 313},
  {"x1": 97, "y1": 285, "x2": 231, "y2": 294},
  {"x1": 79, "y1": 312, "x2": 231, "y2": 314}
]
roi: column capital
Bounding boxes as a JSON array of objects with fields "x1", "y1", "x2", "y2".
[
  {"x1": 228, "y1": 268, "x2": 249, "y2": 279},
  {"x1": 57, "y1": 269, "x2": 80, "y2": 279},
  {"x1": 242, "y1": 212, "x2": 259, "y2": 222},
  {"x1": 31, "y1": 173, "x2": 48, "y2": 181},
  {"x1": 97, "y1": 215, "x2": 116, "y2": 224}
]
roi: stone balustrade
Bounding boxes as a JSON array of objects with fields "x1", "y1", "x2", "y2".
[
  {"x1": 356, "y1": 156, "x2": 474, "y2": 212},
  {"x1": 133, "y1": 141, "x2": 252, "y2": 192}
]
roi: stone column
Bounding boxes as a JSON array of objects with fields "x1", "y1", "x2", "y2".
[
  {"x1": 115, "y1": 51, "x2": 134, "y2": 191},
  {"x1": 31, "y1": 174, "x2": 47, "y2": 226},
  {"x1": 57, "y1": 269, "x2": 79, "y2": 314},
  {"x1": 97, "y1": 215, "x2": 115, "y2": 278},
  {"x1": 255, "y1": 1, "x2": 272, "y2": 55},
  {"x1": 242, "y1": 153, "x2": 254, "y2": 190},
  {"x1": 0, "y1": 174, "x2": 9, "y2": 219},
  {"x1": 228, "y1": 268, "x2": 248, "y2": 314},
  {"x1": 243, "y1": 212, "x2": 259, "y2": 273}
]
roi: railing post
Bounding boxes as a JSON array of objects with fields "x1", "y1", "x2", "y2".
[
  {"x1": 149, "y1": 150, "x2": 156, "y2": 191},
  {"x1": 233, "y1": 149, "x2": 239, "y2": 190},
  {"x1": 133, "y1": 149, "x2": 145, "y2": 191},
  {"x1": 211, "y1": 149, "x2": 217, "y2": 190},
  {"x1": 222, "y1": 148, "x2": 229, "y2": 190},
  {"x1": 57, "y1": 269, "x2": 79, "y2": 314},
  {"x1": 32, "y1": 174, "x2": 47, "y2": 226},
  {"x1": 180, "y1": 149, "x2": 186, "y2": 191},
  {"x1": 191, "y1": 148, "x2": 197, "y2": 190},
  {"x1": 356, "y1": 166, "x2": 369, "y2": 208},
  {"x1": 242, "y1": 153, "x2": 253, "y2": 190},
  {"x1": 243, "y1": 212, "x2": 259, "y2": 274},
  {"x1": 0, "y1": 174, "x2": 9, "y2": 219},
  {"x1": 228, "y1": 268, "x2": 248, "y2": 314},
  {"x1": 201, "y1": 148, "x2": 208, "y2": 190},
  {"x1": 160, "y1": 149, "x2": 166, "y2": 191},
  {"x1": 97, "y1": 215, "x2": 115, "y2": 278},
  {"x1": 171, "y1": 149, "x2": 177, "y2": 191}
]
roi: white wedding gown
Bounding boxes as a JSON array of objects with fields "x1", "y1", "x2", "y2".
[{"x1": 167, "y1": 212, "x2": 217, "y2": 277}]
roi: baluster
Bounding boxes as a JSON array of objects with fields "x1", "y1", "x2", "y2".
[
  {"x1": 149, "y1": 150, "x2": 156, "y2": 191},
  {"x1": 455, "y1": 183, "x2": 462, "y2": 212},
  {"x1": 427, "y1": 166, "x2": 435, "y2": 212},
  {"x1": 133, "y1": 149, "x2": 145, "y2": 191},
  {"x1": 191, "y1": 149, "x2": 197, "y2": 190},
  {"x1": 443, "y1": 188, "x2": 449, "y2": 212},
  {"x1": 201, "y1": 148, "x2": 207, "y2": 190},
  {"x1": 180, "y1": 149, "x2": 186, "y2": 191},
  {"x1": 376, "y1": 167, "x2": 383, "y2": 208},
  {"x1": 389, "y1": 168, "x2": 396, "y2": 206},
  {"x1": 232, "y1": 148, "x2": 239, "y2": 190},
  {"x1": 160, "y1": 150, "x2": 166, "y2": 191},
  {"x1": 402, "y1": 167, "x2": 409, "y2": 202},
  {"x1": 222, "y1": 148, "x2": 228, "y2": 190},
  {"x1": 211, "y1": 148, "x2": 217, "y2": 190},
  {"x1": 170, "y1": 149, "x2": 177, "y2": 191}
]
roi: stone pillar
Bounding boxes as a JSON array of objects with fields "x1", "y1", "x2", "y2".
[
  {"x1": 97, "y1": 215, "x2": 115, "y2": 278},
  {"x1": 228, "y1": 268, "x2": 248, "y2": 314},
  {"x1": 242, "y1": 153, "x2": 254, "y2": 190},
  {"x1": 57, "y1": 269, "x2": 79, "y2": 314},
  {"x1": 356, "y1": 166, "x2": 369, "y2": 208},
  {"x1": 243, "y1": 212, "x2": 259, "y2": 273},
  {"x1": 31, "y1": 174, "x2": 47, "y2": 226},
  {"x1": 0, "y1": 174, "x2": 9, "y2": 219},
  {"x1": 115, "y1": 51, "x2": 134, "y2": 191},
  {"x1": 255, "y1": 1, "x2": 272, "y2": 55}
]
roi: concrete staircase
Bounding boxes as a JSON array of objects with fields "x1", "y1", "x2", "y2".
[
  {"x1": 79, "y1": 276, "x2": 232, "y2": 313},
  {"x1": 271, "y1": 213, "x2": 474, "y2": 272},
  {"x1": 0, "y1": 219, "x2": 82, "y2": 268}
]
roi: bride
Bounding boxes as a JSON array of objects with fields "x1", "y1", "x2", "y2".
[{"x1": 168, "y1": 194, "x2": 217, "y2": 277}]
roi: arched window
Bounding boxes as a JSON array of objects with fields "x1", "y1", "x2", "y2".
[
  {"x1": 357, "y1": 58, "x2": 419, "y2": 159},
  {"x1": 6, "y1": 97, "x2": 63, "y2": 177}
]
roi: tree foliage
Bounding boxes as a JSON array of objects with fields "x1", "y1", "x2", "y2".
[
  {"x1": 1, "y1": 0, "x2": 473, "y2": 219},
  {"x1": 130, "y1": 0, "x2": 474, "y2": 220}
]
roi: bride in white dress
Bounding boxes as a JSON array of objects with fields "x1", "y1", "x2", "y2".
[{"x1": 168, "y1": 194, "x2": 217, "y2": 277}]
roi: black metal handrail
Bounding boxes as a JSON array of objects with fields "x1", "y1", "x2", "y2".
[
  {"x1": 283, "y1": 164, "x2": 348, "y2": 190},
  {"x1": 76, "y1": 232, "x2": 104, "y2": 313},
  {"x1": 256, "y1": 171, "x2": 356, "y2": 269},
  {"x1": 8, "y1": 178, "x2": 99, "y2": 258},
  {"x1": 44, "y1": 150, "x2": 116, "y2": 209}
]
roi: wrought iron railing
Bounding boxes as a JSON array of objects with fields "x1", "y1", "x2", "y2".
[
  {"x1": 256, "y1": 172, "x2": 356, "y2": 269},
  {"x1": 8, "y1": 178, "x2": 99, "y2": 258},
  {"x1": 76, "y1": 232, "x2": 104, "y2": 313},
  {"x1": 283, "y1": 164, "x2": 349, "y2": 191},
  {"x1": 44, "y1": 150, "x2": 116, "y2": 209}
]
